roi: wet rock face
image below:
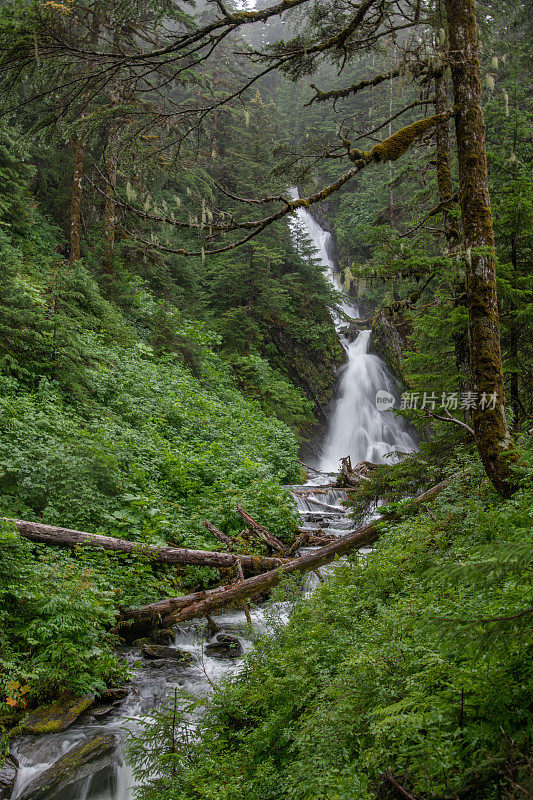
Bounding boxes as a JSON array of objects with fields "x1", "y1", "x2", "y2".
[
  {"x1": 370, "y1": 309, "x2": 408, "y2": 386},
  {"x1": 21, "y1": 693, "x2": 95, "y2": 734},
  {"x1": 140, "y1": 643, "x2": 195, "y2": 663},
  {"x1": 0, "y1": 753, "x2": 18, "y2": 799},
  {"x1": 17, "y1": 733, "x2": 118, "y2": 800},
  {"x1": 204, "y1": 633, "x2": 243, "y2": 660}
]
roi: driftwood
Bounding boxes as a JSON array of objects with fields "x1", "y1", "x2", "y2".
[
  {"x1": 5, "y1": 518, "x2": 284, "y2": 574},
  {"x1": 235, "y1": 505, "x2": 289, "y2": 555},
  {"x1": 297, "y1": 495, "x2": 345, "y2": 513},
  {"x1": 340, "y1": 456, "x2": 380, "y2": 486},
  {"x1": 119, "y1": 520, "x2": 380, "y2": 628},
  {"x1": 119, "y1": 476, "x2": 451, "y2": 628},
  {"x1": 288, "y1": 531, "x2": 336, "y2": 556}
]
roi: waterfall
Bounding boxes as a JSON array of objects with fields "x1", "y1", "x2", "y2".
[
  {"x1": 9, "y1": 192, "x2": 416, "y2": 800},
  {"x1": 289, "y1": 188, "x2": 416, "y2": 472}
]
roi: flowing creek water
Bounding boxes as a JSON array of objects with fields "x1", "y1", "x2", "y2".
[{"x1": 8, "y1": 196, "x2": 416, "y2": 800}]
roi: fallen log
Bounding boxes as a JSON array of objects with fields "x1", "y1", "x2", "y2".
[
  {"x1": 204, "y1": 519, "x2": 233, "y2": 548},
  {"x1": 5, "y1": 518, "x2": 285, "y2": 574},
  {"x1": 120, "y1": 476, "x2": 452, "y2": 628},
  {"x1": 235, "y1": 505, "x2": 289, "y2": 555},
  {"x1": 122, "y1": 521, "x2": 379, "y2": 627},
  {"x1": 297, "y1": 495, "x2": 345, "y2": 513}
]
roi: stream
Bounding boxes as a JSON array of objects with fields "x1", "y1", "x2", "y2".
[{"x1": 8, "y1": 196, "x2": 416, "y2": 800}]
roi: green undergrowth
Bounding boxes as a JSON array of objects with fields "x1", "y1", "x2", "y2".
[
  {"x1": 0, "y1": 338, "x2": 301, "y2": 704},
  {"x1": 0, "y1": 312, "x2": 305, "y2": 710},
  {"x1": 128, "y1": 456, "x2": 533, "y2": 800}
]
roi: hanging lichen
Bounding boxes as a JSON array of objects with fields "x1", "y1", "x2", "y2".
[
  {"x1": 125, "y1": 182, "x2": 137, "y2": 203},
  {"x1": 485, "y1": 74, "x2": 495, "y2": 92},
  {"x1": 343, "y1": 266, "x2": 354, "y2": 292}
]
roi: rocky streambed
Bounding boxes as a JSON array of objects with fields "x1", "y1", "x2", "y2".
[{"x1": 5, "y1": 471, "x2": 360, "y2": 800}]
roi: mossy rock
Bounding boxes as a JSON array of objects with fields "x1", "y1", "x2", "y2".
[
  {"x1": 370, "y1": 310, "x2": 408, "y2": 386},
  {"x1": 204, "y1": 634, "x2": 243, "y2": 660},
  {"x1": 151, "y1": 628, "x2": 176, "y2": 645},
  {"x1": 21, "y1": 693, "x2": 95, "y2": 734},
  {"x1": 18, "y1": 733, "x2": 118, "y2": 800},
  {"x1": 98, "y1": 686, "x2": 129, "y2": 704},
  {"x1": 140, "y1": 643, "x2": 195, "y2": 663}
]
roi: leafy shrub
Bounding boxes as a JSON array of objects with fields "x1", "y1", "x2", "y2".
[{"x1": 127, "y1": 462, "x2": 533, "y2": 800}]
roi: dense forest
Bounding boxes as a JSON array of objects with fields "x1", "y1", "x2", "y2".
[{"x1": 0, "y1": 0, "x2": 531, "y2": 798}]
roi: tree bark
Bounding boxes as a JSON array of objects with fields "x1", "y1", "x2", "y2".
[
  {"x1": 434, "y1": 69, "x2": 461, "y2": 252},
  {"x1": 445, "y1": 0, "x2": 516, "y2": 496},
  {"x1": 69, "y1": 136, "x2": 85, "y2": 264},
  {"x1": 434, "y1": 66, "x2": 470, "y2": 405},
  {"x1": 103, "y1": 125, "x2": 119, "y2": 275},
  {"x1": 120, "y1": 476, "x2": 452, "y2": 628},
  {"x1": 5, "y1": 518, "x2": 284, "y2": 573}
]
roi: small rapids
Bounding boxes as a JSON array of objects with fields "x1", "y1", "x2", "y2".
[{"x1": 8, "y1": 192, "x2": 414, "y2": 800}]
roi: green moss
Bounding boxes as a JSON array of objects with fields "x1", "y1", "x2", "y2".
[
  {"x1": 367, "y1": 113, "x2": 449, "y2": 164},
  {"x1": 18, "y1": 733, "x2": 118, "y2": 800},
  {"x1": 21, "y1": 692, "x2": 95, "y2": 734}
]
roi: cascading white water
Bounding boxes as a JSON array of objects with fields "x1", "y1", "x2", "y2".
[
  {"x1": 9, "y1": 193, "x2": 416, "y2": 800},
  {"x1": 289, "y1": 188, "x2": 416, "y2": 472}
]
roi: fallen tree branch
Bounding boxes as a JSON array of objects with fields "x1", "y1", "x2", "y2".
[
  {"x1": 204, "y1": 519, "x2": 233, "y2": 547},
  {"x1": 423, "y1": 407, "x2": 475, "y2": 436},
  {"x1": 235, "y1": 505, "x2": 289, "y2": 555},
  {"x1": 297, "y1": 495, "x2": 345, "y2": 513},
  {"x1": 384, "y1": 770, "x2": 425, "y2": 800},
  {"x1": 118, "y1": 476, "x2": 453, "y2": 628},
  {"x1": 5, "y1": 518, "x2": 284, "y2": 574}
]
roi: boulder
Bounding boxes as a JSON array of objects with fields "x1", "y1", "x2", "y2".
[
  {"x1": 140, "y1": 643, "x2": 195, "y2": 663},
  {"x1": 150, "y1": 628, "x2": 175, "y2": 645},
  {"x1": 98, "y1": 687, "x2": 129, "y2": 704},
  {"x1": 91, "y1": 704, "x2": 115, "y2": 719},
  {"x1": 18, "y1": 733, "x2": 118, "y2": 800},
  {"x1": 21, "y1": 693, "x2": 95, "y2": 734},
  {"x1": 204, "y1": 633, "x2": 243, "y2": 659},
  {"x1": 0, "y1": 754, "x2": 18, "y2": 799},
  {"x1": 132, "y1": 637, "x2": 152, "y2": 647}
]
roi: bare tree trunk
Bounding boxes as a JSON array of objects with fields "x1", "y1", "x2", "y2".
[
  {"x1": 103, "y1": 125, "x2": 119, "y2": 275},
  {"x1": 434, "y1": 67, "x2": 470, "y2": 404},
  {"x1": 434, "y1": 70, "x2": 460, "y2": 252},
  {"x1": 445, "y1": 0, "x2": 516, "y2": 496},
  {"x1": 69, "y1": 136, "x2": 85, "y2": 264}
]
